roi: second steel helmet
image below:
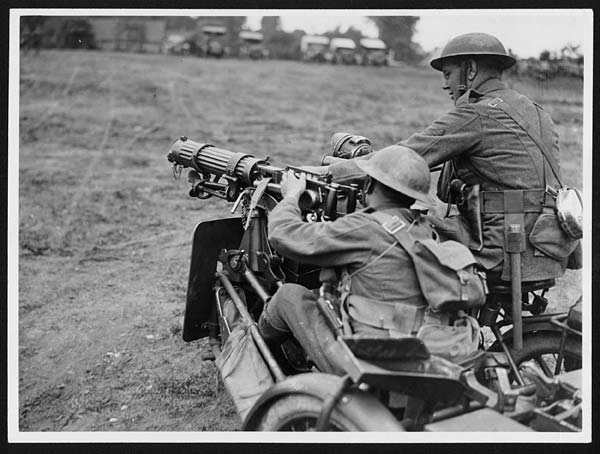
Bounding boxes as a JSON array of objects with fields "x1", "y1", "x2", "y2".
[
  {"x1": 430, "y1": 33, "x2": 516, "y2": 71},
  {"x1": 354, "y1": 145, "x2": 436, "y2": 207}
]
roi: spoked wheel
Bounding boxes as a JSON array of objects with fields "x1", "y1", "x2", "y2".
[
  {"x1": 510, "y1": 333, "x2": 582, "y2": 378},
  {"x1": 254, "y1": 395, "x2": 360, "y2": 432}
]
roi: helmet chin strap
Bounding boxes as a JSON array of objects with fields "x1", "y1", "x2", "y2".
[
  {"x1": 360, "y1": 176, "x2": 373, "y2": 206},
  {"x1": 457, "y1": 60, "x2": 468, "y2": 97}
]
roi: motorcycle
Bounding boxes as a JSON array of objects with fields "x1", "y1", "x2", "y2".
[{"x1": 166, "y1": 134, "x2": 582, "y2": 431}]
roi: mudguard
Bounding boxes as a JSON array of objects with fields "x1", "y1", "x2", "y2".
[
  {"x1": 242, "y1": 372, "x2": 404, "y2": 431},
  {"x1": 182, "y1": 217, "x2": 244, "y2": 341},
  {"x1": 489, "y1": 317, "x2": 565, "y2": 351}
]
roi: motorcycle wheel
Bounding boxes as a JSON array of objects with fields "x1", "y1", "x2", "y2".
[
  {"x1": 509, "y1": 333, "x2": 582, "y2": 377},
  {"x1": 254, "y1": 395, "x2": 360, "y2": 431}
]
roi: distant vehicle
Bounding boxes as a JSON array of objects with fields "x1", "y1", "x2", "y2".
[
  {"x1": 300, "y1": 35, "x2": 330, "y2": 63},
  {"x1": 328, "y1": 37, "x2": 357, "y2": 65},
  {"x1": 358, "y1": 38, "x2": 388, "y2": 66},
  {"x1": 239, "y1": 31, "x2": 269, "y2": 59},
  {"x1": 198, "y1": 25, "x2": 228, "y2": 58},
  {"x1": 163, "y1": 33, "x2": 193, "y2": 55}
]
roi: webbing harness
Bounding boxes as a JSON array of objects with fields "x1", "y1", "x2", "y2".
[{"x1": 337, "y1": 212, "x2": 427, "y2": 336}]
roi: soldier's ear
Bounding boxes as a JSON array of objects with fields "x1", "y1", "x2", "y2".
[{"x1": 467, "y1": 59, "x2": 477, "y2": 81}]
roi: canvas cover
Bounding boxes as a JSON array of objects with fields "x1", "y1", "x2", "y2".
[{"x1": 215, "y1": 298, "x2": 274, "y2": 420}]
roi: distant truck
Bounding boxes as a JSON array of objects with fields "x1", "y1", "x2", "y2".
[
  {"x1": 163, "y1": 32, "x2": 194, "y2": 55},
  {"x1": 239, "y1": 31, "x2": 269, "y2": 59},
  {"x1": 328, "y1": 37, "x2": 358, "y2": 65},
  {"x1": 300, "y1": 35, "x2": 330, "y2": 63},
  {"x1": 198, "y1": 25, "x2": 228, "y2": 58},
  {"x1": 358, "y1": 38, "x2": 388, "y2": 66}
]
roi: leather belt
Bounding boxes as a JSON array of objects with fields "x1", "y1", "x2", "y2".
[{"x1": 481, "y1": 189, "x2": 552, "y2": 214}]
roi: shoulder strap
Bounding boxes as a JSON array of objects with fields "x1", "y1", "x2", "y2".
[
  {"x1": 487, "y1": 97, "x2": 563, "y2": 187},
  {"x1": 369, "y1": 210, "x2": 416, "y2": 257}
]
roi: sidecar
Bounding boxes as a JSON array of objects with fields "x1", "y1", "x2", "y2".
[
  {"x1": 239, "y1": 330, "x2": 582, "y2": 432},
  {"x1": 182, "y1": 218, "x2": 582, "y2": 432}
]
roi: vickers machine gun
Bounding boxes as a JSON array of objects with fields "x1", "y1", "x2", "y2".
[
  {"x1": 166, "y1": 133, "x2": 372, "y2": 342},
  {"x1": 167, "y1": 134, "x2": 582, "y2": 433}
]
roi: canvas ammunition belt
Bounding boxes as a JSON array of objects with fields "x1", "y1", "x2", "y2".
[
  {"x1": 481, "y1": 189, "x2": 553, "y2": 214},
  {"x1": 345, "y1": 294, "x2": 428, "y2": 336}
]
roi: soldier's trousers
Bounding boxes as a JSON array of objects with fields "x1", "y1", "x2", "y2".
[{"x1": 258, "y1": 283, "x2": 346, "y2": 375}]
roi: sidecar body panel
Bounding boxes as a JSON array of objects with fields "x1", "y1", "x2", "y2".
[
  {"x1": 424, "y1": 408, "x2": 534, "y2": 431},
  {"x1": 183, "y1": 217, "x2": 244, "y2": 342}
]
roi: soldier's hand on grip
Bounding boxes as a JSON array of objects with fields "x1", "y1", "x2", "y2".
[{"x1": 281, "y1": 170, "x2": 307, "y2": 200}]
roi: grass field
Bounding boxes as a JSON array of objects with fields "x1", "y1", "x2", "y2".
[{"x1": 16, "y1": 50, "x2": 584, "y2": 432}]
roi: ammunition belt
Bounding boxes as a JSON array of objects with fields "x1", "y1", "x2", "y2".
[
  {"x1": 346, "y1": 294, "x2": 428, "y2": 336},
  {"x1": 481, "y1": 189, "x2": 553, "y2": 214}
]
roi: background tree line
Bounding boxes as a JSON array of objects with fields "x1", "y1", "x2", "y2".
[{"x1": 22, "y1": 15, "x2": 584, "y2": 78}]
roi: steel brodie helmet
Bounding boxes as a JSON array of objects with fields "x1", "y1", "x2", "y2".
[
  {"x1": 430, "y1": 33, "x2": 516, "y2": 71},
  {"x1": 354, "y1": 145, "x2": 436, "y2": 207}
]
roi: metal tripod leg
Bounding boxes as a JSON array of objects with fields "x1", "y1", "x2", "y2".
[{"x1": 490, "y1": 324, "x2": 526, "y2": 387}]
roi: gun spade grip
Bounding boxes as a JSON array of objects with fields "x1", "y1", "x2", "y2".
[{"x1": 323, "y1": 185, "x2": 339, "y2": 220}]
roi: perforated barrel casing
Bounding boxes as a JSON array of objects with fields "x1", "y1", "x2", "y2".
[{"x1": 169, "y1": 138, "x2": 264, "y2": 184}]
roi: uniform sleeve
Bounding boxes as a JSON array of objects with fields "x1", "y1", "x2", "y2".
[
  {"x1": 399, "y1": 106, "x2": 483, "y2": 167},
  {"x1": 327, "y1": 156, "x2": 369, "y2": 184},
  {"x1": 328, "y1": 106, "x2": 482, "y2": 182},
  {"x1": 268, "y1": 196, "x2": 370, "y2": 267}
]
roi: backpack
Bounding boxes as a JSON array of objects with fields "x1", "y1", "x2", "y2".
[{"x1": 371, "y1": 211, "x2": 488, "y2": 312}]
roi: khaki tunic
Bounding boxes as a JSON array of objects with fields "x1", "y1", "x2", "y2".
[
  {"x1": 268, "y1": 196, "x2": 435, "y2": 332},
  {"x1": 329, "y1": 77, "x2": 573, "y2": 281}
]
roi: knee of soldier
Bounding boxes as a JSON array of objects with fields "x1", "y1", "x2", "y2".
[{"x1": 267, "y1": 283, "x2": 316, "y2": 318}]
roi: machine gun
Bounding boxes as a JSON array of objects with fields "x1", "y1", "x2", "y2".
[
  {"x1": 167, "y1": 133, "x2": 373, "y2": 342},
  {"x1": 167, "y1": 133, "x2": 372, "y2": 224}
]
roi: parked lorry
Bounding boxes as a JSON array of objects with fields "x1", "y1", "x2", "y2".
[
  {"x1": 359, "y1": 38, "x2": 388, "y2": 66},
  {"x1": 328, "y1": 37, "x2": 358, "y2": 65},
  {"x1": 198, "y1": 24, "x2": 228, "y2": 58},
  {"x1": 300, "y1": 35, "x2": 330, "y2": 63},
  {"x1": 239, "y1": 31, "x2": 269, "y2": 59}
]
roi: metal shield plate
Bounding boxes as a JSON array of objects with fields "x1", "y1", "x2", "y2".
[{"x1": 182, "y1": 217, "x2": 244, "y2": 341}]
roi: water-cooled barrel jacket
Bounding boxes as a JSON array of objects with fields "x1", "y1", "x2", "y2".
[
  {"x1": 268, "y1": 195, "x2": 434, "y2": 313},
  {"x1": 328, "y1": 77, "x2": 568, "y2": 279}
]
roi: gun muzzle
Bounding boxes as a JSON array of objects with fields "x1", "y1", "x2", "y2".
[{"x1": 168, "y1": 137, "x2": 267, "y2": 185}]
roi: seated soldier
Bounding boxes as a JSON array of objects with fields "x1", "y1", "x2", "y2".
[{"x1": 258, "y1": 145, "x2": 479, "y2": 375}]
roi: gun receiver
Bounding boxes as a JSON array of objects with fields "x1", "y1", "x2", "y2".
[{"x1": 167, "y1": 136, "x2": 361, "y2": 220}]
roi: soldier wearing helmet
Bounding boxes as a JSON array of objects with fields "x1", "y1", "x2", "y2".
[
  {"x1": 258, "y1": 146, "x2": 474, "y2": 374},
  {"x1": 326, "y1": 32, "x2": 579, "y2": 283}
]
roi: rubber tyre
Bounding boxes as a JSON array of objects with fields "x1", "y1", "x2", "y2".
[
  {"x1": 508, "y1": 332, "x2": 582, "y2": 377},
  {"x1": 254, "y1": 394, "x2": 361, "y2": 431}
]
